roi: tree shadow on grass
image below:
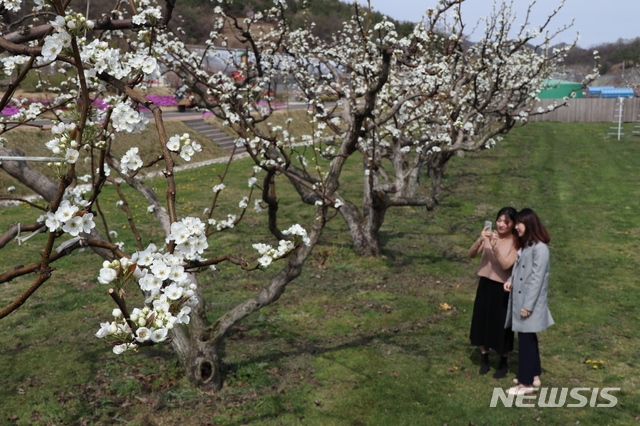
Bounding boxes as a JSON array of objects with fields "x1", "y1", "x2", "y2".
[
  {"x1": 381, "y1": 232, "x2": 470, "y2": 268},
  {"x1": 216, "y1": 310, "x2": 458, "y2": 425}
]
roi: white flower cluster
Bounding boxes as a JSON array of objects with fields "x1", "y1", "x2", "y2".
[
  {"x1": 65, "y1": 184, "x2": 92, "y2": 208},
  {"x1": 282, "y1": 223, "x2": 311, "y2": 246},
  {"x1": 128, "y1": 54, "x2": 160, "y2": 80},
  {"x1": 120, "y1": 147, "x2": 143, "y2": 174},
  {"x1": 81, "y1": 40, "x2": 159, "y2": 81},
  {"x1": 208, "y1": 214, "x2": 237, "y2": 231},
  {"x1": 45, "y1": 121, "x2": 80, "y2": 164},
  {"x1": 41, "y1": 29, "x2": 70, "y2": 64},
  {"x1": 212, "y1": 183, "x2": 226, "y2": 193},
  {"x1": 9, "y1": 102, "x2": 45, "y2": 122},
  {"x1": 39, "y1": 14, "x2": 93, "y2": 65},
  {"x1": 51, "y1": 13, "x2": 94, "y2": 34},
  {"x1": 254, "y1": 199, "x2": 265, "y2": 213},
  {"x1": 167, "y1": 217, "x2": 208, "y2": 260},
  {"x1": 167, "y1": 133, "x2": 201, "y2": 161},
  {"x1": 1, "y1": 55, "x2": 29, "y2": 75},
  {"x1": 251, "y1": 224, "x2": 310, "y2": 268},
  {"x1": 81, "y1": 39, "x2": 120, "y2": 75},
  {"x1": 252, "y1": 239, "x2": 295, "y2": 268},
  {"x1": 95, "y1": 250, "x2": 197, "y2": 355},
  {"x1": 2, "y1": 0, "x2": 21, "y2": 12},
  {"x1": 42, "y1": 199, "x2": 95, "y2": 236},
  {"x1": 132, "y1": 5, "x2": 162, "y2": 25},
  {"x1": 111, "y1": 102, "x2": 149, "y2": 133}
]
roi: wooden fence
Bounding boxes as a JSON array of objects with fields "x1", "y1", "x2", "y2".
[{"x1": 527, "y1": 98, "x2": 640, "y2": 123}]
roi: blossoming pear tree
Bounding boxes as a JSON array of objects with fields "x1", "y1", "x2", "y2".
[
  {"x1": 0, "y1": 0, "x2": 598, "y2": 390},
  {"x1": 167, "y1": 0, "x2": 597, "y2": 257},
  {"x1": 0, "y1": 0, "x2": 322, "y2": 390}
]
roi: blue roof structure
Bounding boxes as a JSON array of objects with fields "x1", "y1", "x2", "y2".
[
  {"x1": 600, "y1": 88, "x2": 635, "y2": 98},
  {"x1": 587, "y1": 86, "x2": 614, "y2": 95}
]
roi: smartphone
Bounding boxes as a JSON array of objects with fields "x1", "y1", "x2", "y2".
[{"x1": 484, "y1": 221, "x2": 492, "y2": 231}]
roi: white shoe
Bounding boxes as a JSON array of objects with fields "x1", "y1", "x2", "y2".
[
  {"x1": 506, "y1": 385, "x2": 536, "y2": 395},
  {"x1": 513, "y1": 377, "x2": 541, "y2": 387}
]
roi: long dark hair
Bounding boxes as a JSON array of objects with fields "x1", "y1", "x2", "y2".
[
  {"x1": 516, "y1": 208, "x2": 550, "y2": 247},
  {"x1": 496, "y1": 206, "x2": 519, "y2": 249},
  {"x1": 496, "y1": 207, "x2": 517, "y2": 232}
]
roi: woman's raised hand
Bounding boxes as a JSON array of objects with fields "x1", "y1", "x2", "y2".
[
  {"x1": 481, "y1": 226, "x2": 492, "y2": 240},
  {"x1": 490, "y1": 231, "x2": 499, "y2": 248},
  {"x1": 503, "y1": 281, "x2": 512, "y2": 292}
]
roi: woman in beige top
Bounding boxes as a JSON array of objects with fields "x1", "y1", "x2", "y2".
[{"x1": 468, "y1": 207, "x2": 518, "y2": 379}]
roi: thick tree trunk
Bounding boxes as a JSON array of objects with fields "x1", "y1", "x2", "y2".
[
  {"x1": 337, "y1": 154, "x2": 391, "y2": 257},
  {"x1": 351, "y1": 217, "x2": 385, "y2": 257},
  {"x1": 342, "y1": 204, "x2": 388, "y2": 257},
  {"x1": 170, "y1": 211, "x2": 324, "y2": 389},
  {"x1": 165, "y1": 278, "x2": 221, "y2": 389},
  {"x1": 339, "y1": 190, "x2": 388, "y2": 257}
]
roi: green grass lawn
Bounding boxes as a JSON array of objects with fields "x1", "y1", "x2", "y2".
[{"x1": 1, "y1": 122, "x2": 639, "y2": 425}]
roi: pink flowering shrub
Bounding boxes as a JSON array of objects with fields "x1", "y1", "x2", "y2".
[{"x1": 1, "y1": 105, "x2": 20, "y2": 115}]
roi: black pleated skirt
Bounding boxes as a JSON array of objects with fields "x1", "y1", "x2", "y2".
[{"x1": 469, "y1": 276, "x2": 514, "y2": 355}]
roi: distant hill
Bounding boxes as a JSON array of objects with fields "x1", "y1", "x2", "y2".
[
  {"x1": 2, "y1": 0, "x2": 413, "y2": 46},
  {"x1": 163, "y1": 0, "x2": 414, "y2": 45},
  {"x1": 559, "y1": 38, "x2": 640, "y2": 91}
]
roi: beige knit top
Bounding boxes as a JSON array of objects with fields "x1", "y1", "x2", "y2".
[{"x1": 475, "y1": 238, "x2": 517, "y2": 283}]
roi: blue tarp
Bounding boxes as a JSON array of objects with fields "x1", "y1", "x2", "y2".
[{"x1": 600, "y1": 88, "x2": 635, "y2": 98}]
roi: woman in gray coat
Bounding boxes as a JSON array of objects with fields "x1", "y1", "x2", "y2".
[{"x1": 503, "y1": 208, "x2": 554, "y2": 395}]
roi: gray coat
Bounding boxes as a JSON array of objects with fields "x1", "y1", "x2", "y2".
[{"x1": 505, "y1": 242, "x2": 554, "y2": 333}]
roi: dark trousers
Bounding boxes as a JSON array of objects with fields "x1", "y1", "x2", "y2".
[{"x1": 518, "y1": 332, "x2": 542, "y2": 385}]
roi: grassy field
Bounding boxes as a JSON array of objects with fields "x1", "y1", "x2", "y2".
[{"x1": 0, "y1": 122, "x2": 639, "y2": 425}]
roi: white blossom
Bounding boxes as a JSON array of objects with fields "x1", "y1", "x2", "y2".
[
  {"x1": 98, "y1": 266, "x2": 117, "y2": 285},
  {"x1": 150, "y1": 328, "x2": 168, "y2": 343}
]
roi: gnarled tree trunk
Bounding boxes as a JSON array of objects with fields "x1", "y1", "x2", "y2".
[
  {"x1": 339, "y1": 160, "x2": 390, "y2": 257},
  {"x1": 169, "y1": 213, "x2": 323, "y2": 389},
  {"x1": 170, "y1": 286, "x2": 223, "y2": 388}
]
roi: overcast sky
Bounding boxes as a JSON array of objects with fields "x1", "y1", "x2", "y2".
[{"x1": 362, "y1": 0, "x2": 638, "y2": 49}]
